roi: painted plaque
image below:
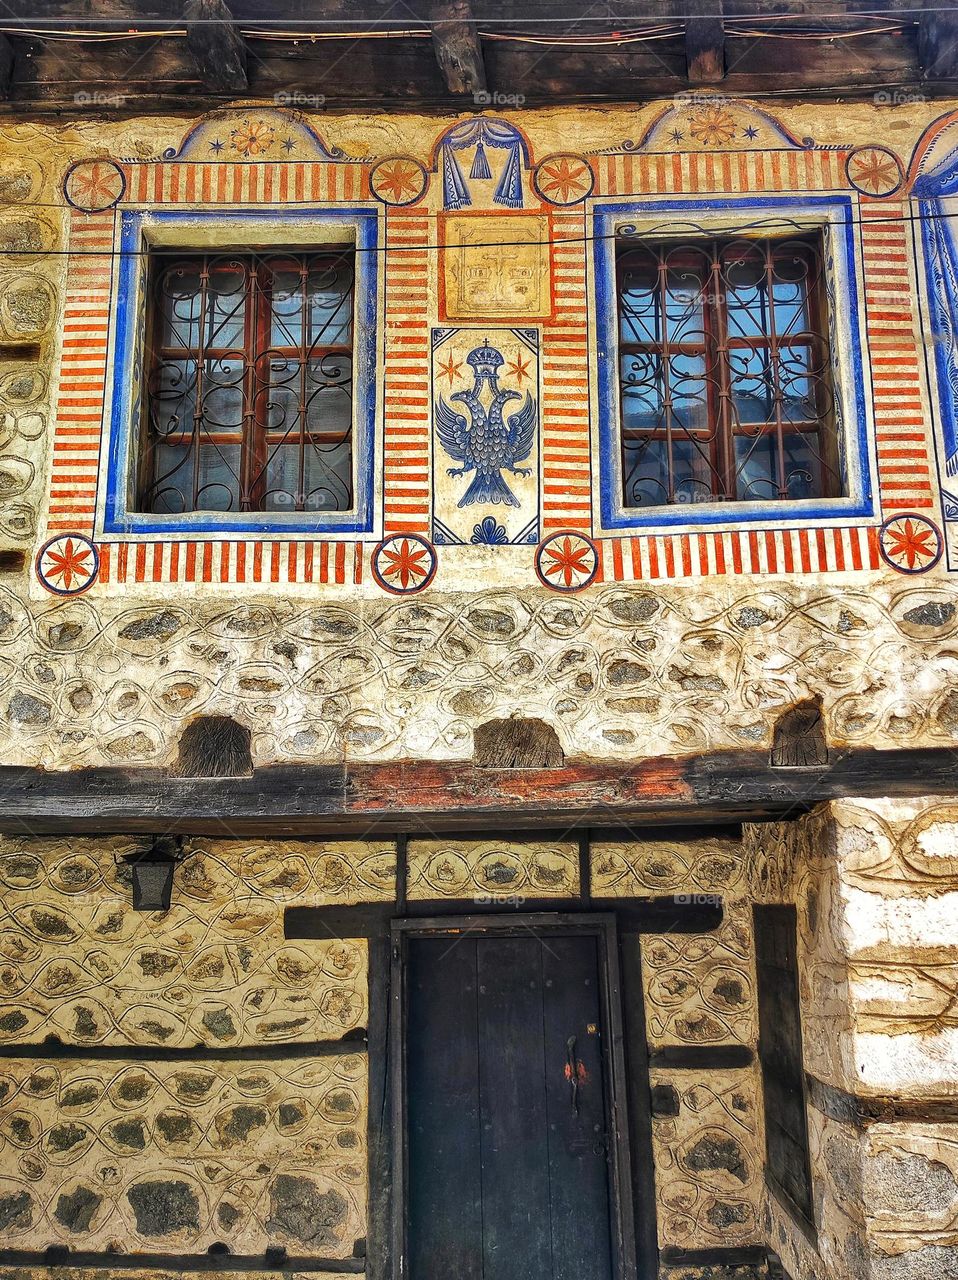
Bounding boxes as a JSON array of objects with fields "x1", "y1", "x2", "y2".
[{"x1": 441, "y1": 214, "x2": 551, "y2": 321}]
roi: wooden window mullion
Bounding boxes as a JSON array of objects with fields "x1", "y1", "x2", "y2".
[
  {"x1": 764, "y1": 244, "x2": 789, "y2": 500},
  {"x1": 655, "y1": 252, "x2": 679, "y2": 504},
  {"x1": 297, "y1": 259, "x2": 309, "y2": 513},
  {"x1": 245, "y1": 261, "x2": 272, "y2": 511},
  {"x1": 192, "y1": 258, "x2": 211, "y2": 512},
  {"x1": 707, "y1": 243, "x2": 735, "y2": 501}
]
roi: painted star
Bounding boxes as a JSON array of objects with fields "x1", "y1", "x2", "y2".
[
  {"x1": 542, "y1": 536, "x2": 594, "y2": 589},
  {"x1": 209, "y1": 138, "x2": 225, "y2": 154},
  {"x1": 851, "y1": 148, "x2": 900, "y2": 195},
  {"x1": 437, "y1": 351, "x2": 463, "y2": 387},
  {"x1": 536, "y1": 156, "x2": 591, "y2": 203},
  {"x1": 281, "y1": 137, "x2": 296, "y2": 153},
  {"x1": 44, "y1": 539, "x2": 93, "y2": 591},
  {"x1": 885, "y1": 518, "x2": 936, "y2": 570},
  {"x1": 379, "y1": 539, "x2": 431, "y2": 590},
  {"x1": 668, "y1": 128, "x2": 685, "y2": 144},
  {"x1": 743, "y1": 125, "x2": 759, "y2": 139},
  {"x1": 71, "y1": 163, "x2": 122, "y2": 208},
  {"x1": 507, "y1": 352, "x2": 531, "y2": 386},
  {"x1": 375, "y1": 159, "x2": 423, "y2": 204}
]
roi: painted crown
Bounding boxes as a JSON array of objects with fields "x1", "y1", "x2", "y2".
[{"x1": 466, "y1": 339, "x2": 504, "y2": 372}]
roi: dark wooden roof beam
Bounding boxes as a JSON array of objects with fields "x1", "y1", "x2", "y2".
[
  {"x1": 431, "y1": 0, "x2": 486, "y2": 95},
  {"x1": 919, "y1": 10, "x2": 958, "y2": 82},
  {"x1": 184, "y1": 0, "x2": 247, "y2": 94},
  {"x1": 0, "y1": 35, "x2": 12, "y2": 99},
  {"x1": 686, "y1": 0, "x2": 725, "y2": 84}
]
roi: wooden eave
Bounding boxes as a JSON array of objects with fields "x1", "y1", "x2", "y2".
[{"x1": 0, "y1": 0, "x2": 946, "y2": 113}]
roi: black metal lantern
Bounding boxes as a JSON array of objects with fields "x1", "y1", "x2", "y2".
[{"x1": 128, "y1": 837, "x2": 182, "y2": 911}]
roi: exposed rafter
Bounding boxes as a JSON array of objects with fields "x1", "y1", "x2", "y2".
[
  {"x1": 0, "y1": 34, "x2": 13, "y2": 99},
  {"x1": 919, "y1": 11, "x2": 958, "y2": 82},
  {"x1": 685, "y1": 0, "x2": 725, "y2": 85},
  {"x1": 184, "y1": 0, "x2": 248, "y2": 94},
  {"x1": 430, "y1": 0, "x2": 486, "y2": 96}
]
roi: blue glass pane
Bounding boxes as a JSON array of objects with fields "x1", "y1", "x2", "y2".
[
  {"x1": 624, "y1": 436, "x2": 719, "y2": 507},
  {"x1": 204, "y1": 261, "x2": 247, "y2": 350},
  {"x1": 195, "y1": 443, "x2": 240, "y2": 510},
  {"x1": 734, "y1": 433, "x2": 819, "y2": 501},
  {"x1": 620, "y1": 353, "x2": 708, "y2": 432}
]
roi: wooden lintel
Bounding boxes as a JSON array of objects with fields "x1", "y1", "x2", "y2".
[
  {"x1": 0, "y1": 746, "x2": 955, "y2": 835},
  {"x1": 685, "y1": 3, "x2": 725, "y2": 85},
  {"x1": 283, "y1": 897, "x2": 723, "y2": 940},
  {"x1": 430, "y1": 0, "x2": 486, "y2": 95},
  {"x1": 184, "y1": 0, "x2": 248, "y2": 94}
]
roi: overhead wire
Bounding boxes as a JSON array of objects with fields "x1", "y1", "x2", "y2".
[{"x1": 1, "y1": 206, "x2": 958, "y2": 260}]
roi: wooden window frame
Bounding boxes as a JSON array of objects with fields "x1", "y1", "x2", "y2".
[
  {"x1": 390, "y1": 913, "x2": 641, "y2": 1280},
  {"x1": 137, "y1": 247, "x2": 355, "y2": 516},
  {"x1": 615, "y1": 232, "x2": 841, "y2": 509}
]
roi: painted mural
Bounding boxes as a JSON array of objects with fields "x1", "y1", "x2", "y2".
[{"x1": 5, "y1": 96, "x2": 956, "y2": 604}]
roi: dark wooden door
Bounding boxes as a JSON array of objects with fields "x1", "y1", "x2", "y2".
[{"x1": 404, "y1": 930, "x2": 616, "y2": 1280}]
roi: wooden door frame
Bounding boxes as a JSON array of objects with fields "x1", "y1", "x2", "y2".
[{"x1": 390, "y1": 911, "x2": 641, "y2": 1280}]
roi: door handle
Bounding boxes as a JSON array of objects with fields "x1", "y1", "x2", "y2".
[{"x1": 566, "y1": 1036, "x2": 580, "y2": 1115}]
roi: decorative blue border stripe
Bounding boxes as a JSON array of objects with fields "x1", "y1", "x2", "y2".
[
  {"x1": 591, "y1": 194, "x2": 875, "y2": 531},
  {"x1": 104, "y1": 207, "x2": 380, "y2": 536}
]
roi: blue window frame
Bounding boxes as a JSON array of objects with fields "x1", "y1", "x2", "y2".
[
  {"x1": 915, "y1": 162, "x2": 958, "y2": 500},
  {"x1": 103, "y1": 207, "x2": 380, "y2": 536},
  {"x1": 592, "y1": 195, "x2": 876, "y2": 532}
]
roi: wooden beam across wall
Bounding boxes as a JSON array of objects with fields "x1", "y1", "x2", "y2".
[
  {"x1": 429, "y1": 0, "x2": 486, "y2": 94},
  {"x1": 184, "y1": 0, "x2": 248, "y2": 93},
  {"x1": 0, "y1": 746, "x2": 955, "y2": 834}
]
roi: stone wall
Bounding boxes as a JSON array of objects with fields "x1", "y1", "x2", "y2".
[
  {"x1": 745, "y1": 800, "x2": 958, "y2": 1280},
  {"x1": 1, "y1": 814, "x2": 955, "y2": 1279},
  {"x1": 0, "y1": 835, "x2": 394, "y2": 1263}
]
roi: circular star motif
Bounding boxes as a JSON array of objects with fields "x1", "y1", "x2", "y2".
[
  {"x1": 371, "y1": 534, "x2": 438, "y2": 594},
  {"x1": 878, "y1": 513, "x2": 943, "y2": 574},
  {"x1": 532, "y1": 153, "x2": 594, "y2": 206},
  {"x1": 63, "y1": 159, "x2": 126, "y2": 212},
  {"x1": 36, "y1": 533, "x2": 99, "y2": 596},
  {"x1": 535, "y1": 531, "x2": 599, "y2": 593},
  {"x1": 845, "y1": 146, "x2": 904, "y2": 198},
  {"x1": 370, "y1": 156, "x2": 428, "y2": 206}
]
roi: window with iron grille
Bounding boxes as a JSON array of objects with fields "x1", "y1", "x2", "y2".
[
  {"x1": 616, "y1": 233, "x2": 843, "y2": 509},
  {"x1": 137, "y1": 249, "x2": 355, "y2": 515}
]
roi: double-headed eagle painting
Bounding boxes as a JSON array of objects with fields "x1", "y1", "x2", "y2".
[{"x1": 436, "y1": 338, "x2": 537, "y2": 508}]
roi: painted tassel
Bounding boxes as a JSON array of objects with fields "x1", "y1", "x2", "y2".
[{"x1": 470, "y1": 140, "x2": 492, "y2": 179}]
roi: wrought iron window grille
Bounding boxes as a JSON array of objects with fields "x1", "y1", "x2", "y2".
[
  {"x1": 615, "y1": 233, "x2": 842, "y2": 510},
  {"x1": 138, "y1": 248, "x2": 356, "y2": 516}
]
